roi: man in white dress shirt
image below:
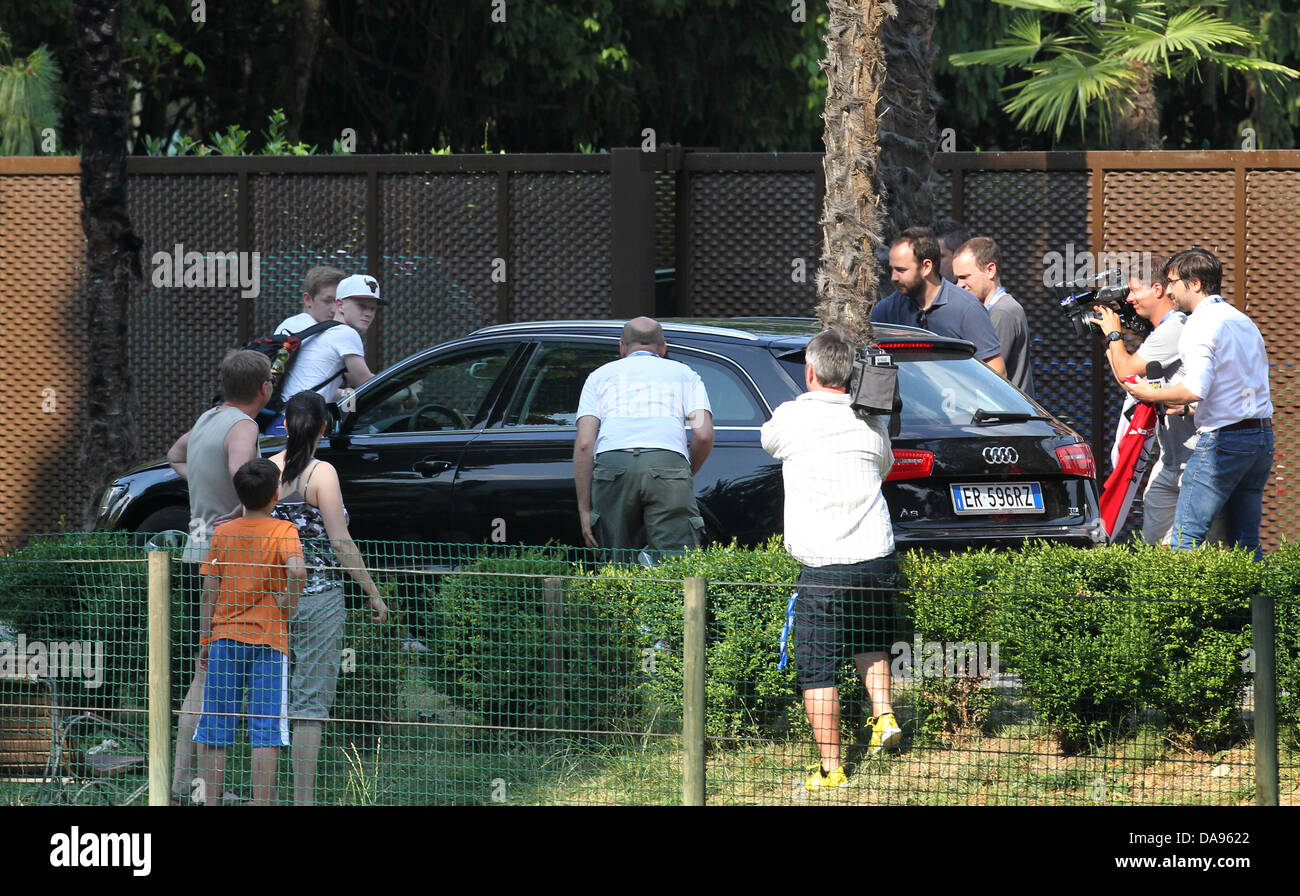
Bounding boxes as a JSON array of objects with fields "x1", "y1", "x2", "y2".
[
  {"x1": 574, "y1": 317, "x2": 713, "y2": 555},
  {"x1": 1125, "y1": 249, "x2": 1273, "y2": 558},
  {"x1": 761, "y1": 328, "x2": 901, "y2": 791}
]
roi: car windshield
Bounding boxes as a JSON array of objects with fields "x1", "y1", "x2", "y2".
[{"x1": 777, "y1": 354, "x2": 1039, "y2": 426}]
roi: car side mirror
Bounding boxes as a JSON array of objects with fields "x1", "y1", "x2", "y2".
[{"x1": 327, "y1": 402, "x2": 347, "y2": 437}]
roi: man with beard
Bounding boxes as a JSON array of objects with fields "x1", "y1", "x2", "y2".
[{"x1": 871, "y1": 227, "x2": 1006, "y2": 378}]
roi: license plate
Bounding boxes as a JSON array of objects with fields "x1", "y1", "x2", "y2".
[{"x1": 950, "y1": 482, "x2": 1044, "y2": 515}]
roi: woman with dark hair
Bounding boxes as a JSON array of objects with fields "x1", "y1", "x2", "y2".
[{"x1": 269, "y1": 390, "x2": 389, "y2": 806}]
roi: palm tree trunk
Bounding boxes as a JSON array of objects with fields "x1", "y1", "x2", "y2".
[
  {"x1": 879, "y1": 0, "x2": 938, "y2": 246},
  {"x1": 816, "y1": 0, "x2": 891, "y2": 346},
  {"x1": 288, "y1": 0, "x2": 327, "y2": 143},
  {"x1": 1111, "y1": 62, "x2": 1161, "y2": 150},
  {"x1": 74, "y1": 0, "x2": 141, "y2": 526}
]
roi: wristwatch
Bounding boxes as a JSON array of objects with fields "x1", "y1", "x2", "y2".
[{"x1": 1106, "y1": 331, "x2": 1123, "y2": 343}]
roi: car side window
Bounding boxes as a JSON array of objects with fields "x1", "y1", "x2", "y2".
[
  {"x1": 503, "y1": 342, "x2": 617, "y2": 427},
  {"x1": 673, "y1": 353, "x2": 765, "y2": 426},
  {"x1": 351, "y1": 346, "x2": 514, "y2": 433}
]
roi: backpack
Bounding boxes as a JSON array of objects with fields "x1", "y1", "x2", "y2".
[{"x1": 237, "y1": 320, "x2": 345, "y2": 431}]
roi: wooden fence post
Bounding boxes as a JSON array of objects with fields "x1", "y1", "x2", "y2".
[
  {"x1": 682, "y1": 576, "x2": 706, "y2": 806},
  {"x1": 146, "y1": 550, "x2": 171, "y2": 807}
]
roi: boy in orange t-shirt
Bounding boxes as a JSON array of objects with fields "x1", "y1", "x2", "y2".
[{"x1": 194, "y1": 458, "x2": 305, "y2": 806}]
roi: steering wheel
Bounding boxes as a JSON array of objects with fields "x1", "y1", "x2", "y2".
[{"x1": 408, "y1": 403, "x2": 470, "y2": 431}]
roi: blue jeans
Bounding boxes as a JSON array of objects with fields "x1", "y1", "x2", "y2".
[{"x1": 1172, "y1": 425, "x2": 1273, "y2": 559}]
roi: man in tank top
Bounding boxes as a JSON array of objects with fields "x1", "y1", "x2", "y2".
[{"x1": 164, "y1": 349, "x2": 273, "y2": 804}]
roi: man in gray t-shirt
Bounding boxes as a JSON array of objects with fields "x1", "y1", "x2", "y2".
[
  {"x1": 952, "y1": 237, "x2": 1035, "y2": 395},
  {"x1": 1092, "y1": 256, "x2": 1222, "y2": 545}
]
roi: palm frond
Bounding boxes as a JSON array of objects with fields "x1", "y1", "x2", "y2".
[
  {"x1": 1214, "y1": 52, "x2": 1300, "y2": 79},
  {"x1": 0, "y1": 45, "x2": 62, "y2": 155},
  {"x1": 949, "y1": 14, "x2": 1084, "y2": 69},
  {"x1": 1115, "y1": 8, "x2": 1253, "y2": 71},
  {"x1": 992, "y1": 0, "x2": 1095, "y2": 14},
  {"x1": 1003, "y1": 54, "x2": 1140, "y2": 141}
]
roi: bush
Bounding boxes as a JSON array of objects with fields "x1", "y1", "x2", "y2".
[
  {"x1": 1264, "y1": 541, "x2": 1300, "y2": 748},
  {"x1": 901, "y1": 549, "x2": 1005, "y2": 741},
  {"x1": 0, "y1": 533, "x2": 149, "y2": 706},
  {"x1": 992, "y1": 544, "x2": 1153, "y2": 753},
  {"x1": 429, "y1": 546, "x2": 643, "y2": 737},
  {"x1": 634, "y1": 540, "x2": 803, "y2": 742},
  {"x1": 1129, "y1": 547, "x2": 1256, "y2": 751},
  {"x1": 332, "y1": 582, "x2": 416, "y2": 741}
]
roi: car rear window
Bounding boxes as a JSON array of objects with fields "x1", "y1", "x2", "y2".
[{"x1": 777, "y1": 353, "x2": 1038, "y2": 425}]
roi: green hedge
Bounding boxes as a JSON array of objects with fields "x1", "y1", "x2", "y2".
[
  {"x1": 1265, "y1": 541, "x2": 1300, "y2": 747},
  {"x1": 427, "y1": 546, "x2": 645, "y2": 738},
  {"x1": 0, "y1": 533, "x2": 149, "y2": 706},
  {"x1": 902, "y1": 550, "x2": 1009, "y2": 742},
  {"x1": 2, "y1": 534, "x2": 1289, "y2": 758},
  {"x1": 577, "y1": 539, "x2": 809, "y2": 742},
  {"x1": 425, "y1": 540, "x2": 1275, "y2": 755}
]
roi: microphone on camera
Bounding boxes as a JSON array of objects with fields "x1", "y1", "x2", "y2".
[{"x1": 1146, "y1": 360, "x2": 1167, "y2": 425}]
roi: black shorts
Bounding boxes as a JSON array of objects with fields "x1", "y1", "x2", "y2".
[{"x1": 792, "y1": 555, "x2": 900, "y2": 691}]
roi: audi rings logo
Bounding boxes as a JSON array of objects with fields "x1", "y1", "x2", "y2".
[{"x1": 982, "y1": 446, "x2": 1019, "y2": 464}]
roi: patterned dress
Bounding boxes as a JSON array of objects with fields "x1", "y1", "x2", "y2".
[{"x1": 272, "y1": 460, "x2": 348, "y2": 719}]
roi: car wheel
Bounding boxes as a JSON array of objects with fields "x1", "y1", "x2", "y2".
[{"x1": 133, "y1": 506, "x2": 191, "y2": 545}]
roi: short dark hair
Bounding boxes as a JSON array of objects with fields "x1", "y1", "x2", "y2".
[
  {"x1": 233, "y1": 458, "x2": 281, "y2": 510},
  {"x1": 1165, "y1": 248, "x2": 1223, "y2": 296},
  {"x1": 805, "y1": 328, "x2": 856, "y2": 389},
  {"x1": 934, "y1": 218, "x2": 969, "y2": 253},
  {"x1": 893, "y1": 227, "x2": 941, "y2": 269},
  {"x1": 1127, "y1": 253, "x2": 1168, "y2": 289},
  {"x1": 956, "y1": 236, "x2": 1001, "y2": 272},
  {"x1": 221, "y1": 350, "x2": 272, "y2": 403}
]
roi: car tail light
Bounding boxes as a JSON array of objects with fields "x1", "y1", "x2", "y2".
[
  {"x1": 1055, "y1": 442, "x2": 1095, "y2": 478},
  {"x1": 887, "y1": 449, "x2": 934, "y2": 481},
  {"x1": 874, "y1": 342, "x2": 935, "y2": 352}
]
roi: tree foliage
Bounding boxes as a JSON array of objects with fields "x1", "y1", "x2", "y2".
[
  {"x1": 947, "y1": 0, "x2": 1299, "y2": 148},
  {"x1": 2, "y1": 0, "x2": 1297, "y2": 153},
  {"x1": 0, "y1": 32, "x2": 64, "y2": 154}
]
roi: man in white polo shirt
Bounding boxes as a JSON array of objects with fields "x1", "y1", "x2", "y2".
[
  {"x1": 573, "y1": 317, "x2": 713, "y2": 555},
  {"x1": 761, "y1": 328, "x2": 900, "y2": 791},
  {"x1": 1126, "y1": 248, "x2": 1273, "y2": 558}
]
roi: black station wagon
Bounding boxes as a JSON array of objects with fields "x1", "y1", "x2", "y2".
[{"x1": 95, "y1": 318, "x2": 1106, "y2": 551}]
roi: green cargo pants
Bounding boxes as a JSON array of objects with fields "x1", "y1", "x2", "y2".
[{"x1": 590, "y1": 448, "x2": 705, "y2": 554}]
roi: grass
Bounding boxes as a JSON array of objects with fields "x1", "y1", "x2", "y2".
[
  {"x1": 8, "y1": 724, "x2": 1294, "y2": 806},
  {"x1": 8, "y1": 664, "x2": 1299, "y2": 806}
]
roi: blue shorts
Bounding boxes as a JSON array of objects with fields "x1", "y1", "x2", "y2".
[
  {"x1": 194, "y1": 640, "x2": 289, "y2": 749},
  {"x1": 263, "y1": 414, "x2": 287, "y2": 436}
]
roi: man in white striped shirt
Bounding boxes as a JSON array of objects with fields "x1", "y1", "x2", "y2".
[{"x1": 761, "y1": 328, "x2": 901, "y2": 791}]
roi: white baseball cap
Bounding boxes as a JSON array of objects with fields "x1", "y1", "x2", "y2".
[{"x1": 337, "y1": 273, "x2": 385, "y2": 305}]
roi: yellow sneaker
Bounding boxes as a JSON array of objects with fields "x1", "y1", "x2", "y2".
[
  {"x1": 869, "y1": 712, "x2": 902, "y2": 754},
  {"x1": 806, "y1": 764, "x2": 850, "y2": 791}
]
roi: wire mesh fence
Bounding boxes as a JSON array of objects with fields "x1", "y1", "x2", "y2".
[{"x1": 1, "y1": 533, "x2": 1295, "y2": 806}]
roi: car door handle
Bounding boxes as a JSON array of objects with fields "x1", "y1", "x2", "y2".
[{"x1": 414, "y1": 460, "x2": 454, "y2": 477}]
